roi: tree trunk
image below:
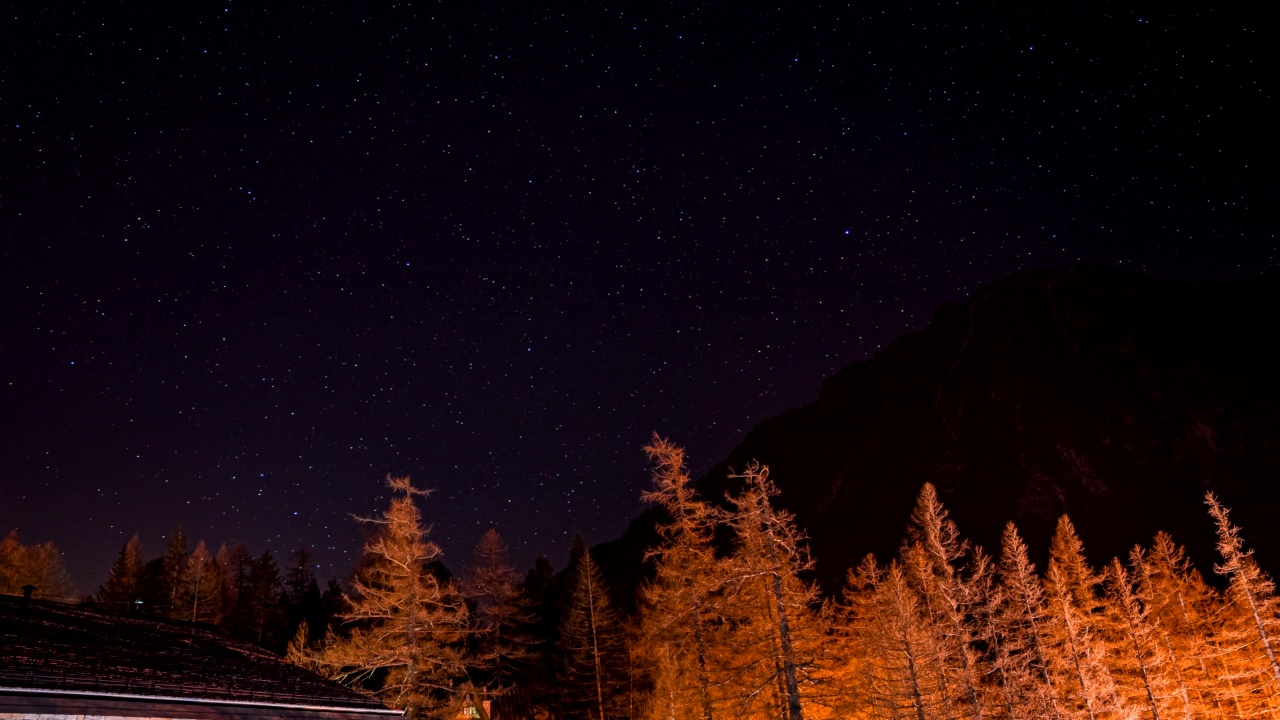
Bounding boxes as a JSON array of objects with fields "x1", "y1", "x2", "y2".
[{"x1": 766, "y1": 530, "x2": 803, "y2": 720}]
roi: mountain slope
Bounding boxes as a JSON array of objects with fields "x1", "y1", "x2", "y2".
[{"x1": 600, "y1": 265, "x2": 1280, "y2": 596}]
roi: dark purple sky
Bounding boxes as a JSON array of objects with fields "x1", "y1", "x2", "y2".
[{"x1": 2, "y1": 3, "x2": 1273, "y2": 590}]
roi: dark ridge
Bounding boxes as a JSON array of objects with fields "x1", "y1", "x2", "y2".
[{"x1": 596, "y1": 264, "x2": 1280, "y2": 599}]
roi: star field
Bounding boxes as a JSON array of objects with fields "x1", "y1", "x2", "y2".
[{"x1": 1, "y1": 2, "x2": 1274, "y2": 588}]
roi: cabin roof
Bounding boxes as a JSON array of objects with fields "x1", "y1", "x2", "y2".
[{"x1": 0, "y1": 594, "x2": 398, "y2": 717}]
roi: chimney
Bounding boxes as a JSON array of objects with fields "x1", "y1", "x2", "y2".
[{"x1": 21, "y1": 584, "x2": 36, "y2": 609}]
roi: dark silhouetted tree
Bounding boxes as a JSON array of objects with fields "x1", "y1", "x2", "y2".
[
  {"x1": 97, "y1": 534, "x2": 144, "y2": 611},
  {"x1": 557, "y1": 536, "x2": 629, "y2": 720}
]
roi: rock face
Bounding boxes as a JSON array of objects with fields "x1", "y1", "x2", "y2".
[{"x1": 601, "y1": 265, "x2": 1280, "y2": 596}]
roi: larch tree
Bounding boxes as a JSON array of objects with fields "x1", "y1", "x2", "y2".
[
  {"x1": 556, "y1": 536, "x2": 630, "y2": 720},
  {"x1": 98, "y1": 534, "x2": 144, "y2": 610},
  {"x1": 835, "y1": 557, "x2": 895, "y2": 720},
  {"x1": 0, "y1": 531, "x2": 22, "y2": 594},
  {"x1": 462, "y1": 528, "x2": 537, "y2": 694},
  {"x1": 1131, "y1": 533, "x2": 1233, "y2": 717},
  {"x1": 1041, "y1": 516, "x2": 1131, "y2": 720},
  {"x1": 0, "y1": 532, "x2": 75, "y2": 599},
  {"x1": 720, "y1": 462, "x2": 827, "y2": 720},
  {"x1": 850, "y1": 554, "x2": 949, "y2": 720},
  {"x1": 637, "y1": 435, "x2": 724, "y2": 720},
  {"x1": 1205, "y1": 493, "x2": 1280, "y2": 713},
  {"x1": 991, "y1": 522, "x2": 1064, "y2": 720},
  {"x1": 311, "y1": 475, "x2": 471, "y2": 720},
  {"x1": 160, "y1": 525, "x2": 190, "y2": 618},
  {"x1": 904, "y1": 483, "x2": 993, "y2": 720},
  {"x1": 1104, "y1": 557, "x2": 1191, "y2": 720},
  {"x1": 182, "y1": 540, "x2": 224, "y2": 624}
]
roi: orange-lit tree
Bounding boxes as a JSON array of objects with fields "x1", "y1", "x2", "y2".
[
  {"x1": 720, "y1": 462, "x2": 827, "y2": 720},
  {"x1": 311, "y1": 475, "x2": 471, "y2": 719},
  {"x1": 637, "y1": 436, "x2": 725, "y2": 720},
  {"x1": 1205, "y1": 493, "x2": 1280, "y2": 716}
]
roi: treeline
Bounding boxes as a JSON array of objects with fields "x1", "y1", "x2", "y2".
[
  {"x1": 0, "y1": 530, "x2": 74, "y2": 599},
  {"x1": 291, "y1": 437, "x2": 1280, "y2": 720},
  {"x1": 92, "y1": 529, "x2": 343, "y2": 653}
]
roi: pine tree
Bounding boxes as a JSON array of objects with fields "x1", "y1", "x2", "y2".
[
  {"x1": 97, "y1": 534, "x2": 144, "y2": 611},
  {"x1": 557, "y1": 536, "x2": 630, "y2": 720},
  {"x1": 462, "y1": 528, "x2": 537, "y2": 693},
  {"x1": 286, "y1": 547, "x2": 315, "y2": 603},
  {"x1": 519, "y1": 555, "x2": 560, "y2": 712},
  {"x1": 311, "y1": 476, "x2": 471, "y2": 719},
  {"x1": 637, "y1": 436, "x2": 724, "y2": 720},
  {"x1": 236, "y1": 551, "x2": 282, "y2": 645},
  {"x1": 220, "y1": 543, "x2": 254, "y2": 623}
]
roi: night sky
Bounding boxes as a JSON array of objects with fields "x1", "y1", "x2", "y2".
[{"x1": 2, "y1": 3, "x2": 1273, "y2": 590}]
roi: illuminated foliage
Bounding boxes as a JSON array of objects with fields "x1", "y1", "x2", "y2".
[{"x1": 310, "y1": 475, "x2": 472, "y2": 719}]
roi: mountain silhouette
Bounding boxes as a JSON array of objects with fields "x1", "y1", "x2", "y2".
[{"x1": 598, "y1": 264, "x2": 1280, "y2": 598}]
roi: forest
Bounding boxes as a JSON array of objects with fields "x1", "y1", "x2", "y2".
[{"x1": 3, "y1": 435, "x2": 1280, "y2": 720}]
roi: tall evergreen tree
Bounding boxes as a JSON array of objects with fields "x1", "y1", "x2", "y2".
[
  {"x1": 1131, "y1": 533, "x2": 1231, "y2": 717},
  {"x1": 1103, "y1": 558, "x2": 1187, "y2": 720},
  {"x1": 1041, "y1": 516, "x2": 1129, "y2": 720},
  {"x1": 637, "y1": 436, "x2": 724, "y2": 720},
  {"x1": 160, "y1": 525, "x2": 190, "y2": 618},
  {"x1": 519, "y1": 555, "x2": 561, "y2": 710},
  {"x1": 462, "y1": 528, "x2": 536, "y2": 694},
  {"x1": 240, "y1": 551, "x2": 282, "y2": 644},
  {"x1": 1205, "y1": 493, "x2": 1280, "y2": 714},
  {"x1": 846, "y1": 554, "x2": 949, "y2": 720},
  {"x1": 97, "y1": 534, "x2": 144, "y2": 610},
  {"x1": 182, "y1": 540, "x2": 224, "y2": 624},
  {"x1": 992, "y1": 522, "x2": 1063, "y2": 720},
  {"x1": 720, "y1": 462, "x2": 827, "y2": 720},
  {"x1": 557, "y1": 536, "x2": 629, "y2": 720},
  {"x1": 904, "y1": 483, "x2": 993, "y2": 720},
  {"x1": 310, "y1": 476, "x2": 471, "y2": 719},
  {"x1": 220, "y1": 543, "x2": 254, "y2": 622},
  {"x1": 286, "y1": 547, "x2": 314, "y2": 603}
]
